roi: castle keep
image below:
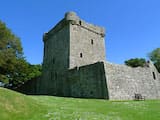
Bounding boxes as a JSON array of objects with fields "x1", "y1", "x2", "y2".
[{"x1": 37, "y1": 12, "x2": 160, "y2": 100}]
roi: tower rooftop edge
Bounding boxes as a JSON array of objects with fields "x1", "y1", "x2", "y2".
[{"x1": 43, "y1": 11, "x2": 106, "y2": 42}]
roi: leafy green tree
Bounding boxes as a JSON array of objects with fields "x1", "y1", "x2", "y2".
[
  {"x1": 9, "y1": 62, "x2": 42, "y2": 88},
  {"x1": 124, "y1": 58, "x2": 147, "y2": 67},
  {"x1": 27, "y1": 64, "x2": 42, "y2": 80},
  {"x1": 0, "y1": 20, "x2": 24, "y2": 85},
  {"x1": 148, "y1": 48, "x2": 160, "y2": 72},
  {"x1": 0, "y1": 20, "x2": 42, "y2": 88}
]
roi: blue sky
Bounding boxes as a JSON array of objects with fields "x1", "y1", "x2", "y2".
[{"x1": 0, "y1": 0, "x2": 160, "y2": 64}]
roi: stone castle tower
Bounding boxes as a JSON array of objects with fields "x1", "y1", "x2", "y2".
[
  {"x1": 37, "y1": 12, "x2": 160, "y2": 100},
  {"x1": 43, "y1": 12, "x2": 105, "y2": 69},
  {"x1": 38, "y1": 12, "x2": 106, "y2": 96}
]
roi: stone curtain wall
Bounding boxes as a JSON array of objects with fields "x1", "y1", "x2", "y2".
[
  {"x1": 104, "y1": 62, "x2": 160, "y2": 100},
  {"x1": 63, "y1": 62, "x2": 109, "y2": 99},
  {"x1": 14, "y1": 77, "x2": 40, "y2": 95}
]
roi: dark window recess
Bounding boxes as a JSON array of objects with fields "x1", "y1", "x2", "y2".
[
  {"x1": 152, "y1": 72, "x2": 156, "y2": 80},
  {"x1": 79, "y1": 20, "x2": 82, "y2": 25},
  {"x1": 53, "y1": 58, "x2": 55, "y2": 64},
  {"x1": 91, "y1": 39, "x2": 94, "y2": 45},
  {"x1": 80, "y1": 53, "x2": 83, "y2": 58}
]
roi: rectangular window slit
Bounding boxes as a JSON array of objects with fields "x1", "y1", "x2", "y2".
[
  {"x1": 79, "y1": 20, "x2": 82, "y2": 25},
  {"x1": 91, "y1": 39, "x2": 94, "y2": 45},
  {"x1": 152, "y1": 72, "x2": 156, "y2": 80},
  {"x1": 80, "y1": 53, "x2": 83, "y2": 58}
]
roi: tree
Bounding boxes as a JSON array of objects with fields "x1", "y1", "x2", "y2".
[
  {"x1": 0, "y1": 20, "x2": 42, "y2": 88},
  {"x1": 0, "y1": 20, "x2": 24, "y2": 85},
  {"x1": 27, "y1": 64, "x2": 42, "y2": 81},
  {"x1": 148, "y1": 48, "x2": 160, "y2": 73},
  {"x1": 124, "y1": 58, "x2": 147, "y2": 67}
]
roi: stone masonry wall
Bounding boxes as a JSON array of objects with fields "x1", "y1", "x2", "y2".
[
  {"x1": 104, "y1": 62, "x2": 160, "y2": 100},
  {"x1": 38, "y1": 23, "x2": 70, "y2": 95},
  {"x1": 14, "y1": 77, "x2": 40, "y2": 95},
  {"x1": 62, "y1": 62, "x2": 109, "y2": 99},
  {"x1": 69, "y1": 12, "x2": 106, "y2": 68}
]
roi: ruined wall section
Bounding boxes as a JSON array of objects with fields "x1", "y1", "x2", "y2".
[
  {"x1": 62, "y1": 62, "x2": 108, "y2": 99},
  {"x1": 104, "y1": 62, "x2": 160, "y2": 100},
  {"x1": 68, "y1": 13, "x2": 106, "y2": 68}
]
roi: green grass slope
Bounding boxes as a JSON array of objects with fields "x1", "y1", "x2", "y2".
[{"x1": 0, "y1": 87, "x2": 160, "y2": 120}]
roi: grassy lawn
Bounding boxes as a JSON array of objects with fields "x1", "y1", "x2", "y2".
[{"x1": 0, "y1": 87, "x2": 160, "y2": 120}]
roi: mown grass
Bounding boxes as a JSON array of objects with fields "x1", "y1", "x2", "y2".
[{"x1": 0, "y1": 87, "x2": 160, "y2": 120}]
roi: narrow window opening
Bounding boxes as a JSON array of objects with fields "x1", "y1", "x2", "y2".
[
  {"x1": 79, "y1": 20, "x2": 82, "y2": 25},
  {"x1": 91, "y1": 39, "x2": 94, "y2": 45},
  {"x1": 152, "y1": 72, "x2": 156, "y2": 80},
  {"x1": 80, "y1": 53, "x2": 83, "y2": 58},
  {"x1": 53, "y1": 58, "x2": 55, "y2": 64}
]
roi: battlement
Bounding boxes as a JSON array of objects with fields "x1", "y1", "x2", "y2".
[{"x1": 43, "y1": 12, "x2": 105, "y2": 42}]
